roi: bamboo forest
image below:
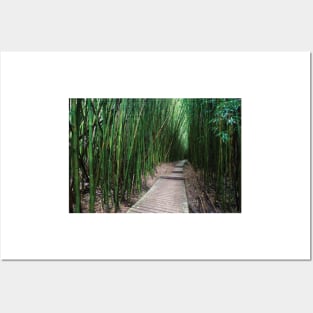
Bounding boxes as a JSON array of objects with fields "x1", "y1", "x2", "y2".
[{"x1": 69, "y1": 99, "x2": 241, "y2": 213}]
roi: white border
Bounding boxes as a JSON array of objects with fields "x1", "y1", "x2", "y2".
[{"x1": 0, "y1": 52, "x2": 310, "y2": 259}]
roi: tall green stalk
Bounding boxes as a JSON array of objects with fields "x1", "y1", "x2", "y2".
[
  {"x1": 70, "y1": 99, "x2": 81, "y2": 213},
  {"x1": 87, "y1": 98, "x2": 95, "y2": 213}
]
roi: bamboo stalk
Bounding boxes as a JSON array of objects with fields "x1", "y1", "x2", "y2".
[
  {"x1": 70, "y1": 99, "x2": 81, "y2": 213},
  {"x1": 87, "y1": 99, "x2": 95, "y2": 213}
]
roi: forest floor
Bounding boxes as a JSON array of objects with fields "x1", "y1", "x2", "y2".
[
  {"x1": 81, "y1": 161, "x2": 218, "y2": 213},
  {"x1": 184, "y1": 163, "x2": 219, "y2": 213}
]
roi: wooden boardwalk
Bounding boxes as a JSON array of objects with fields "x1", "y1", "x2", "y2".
[{"x1": 127, "y1": 160, "x2": 189, "y2": 213}]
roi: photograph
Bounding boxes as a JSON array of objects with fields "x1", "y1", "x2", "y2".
[{"x1": 69, "y1": 98, "x2": 241, "y2": 213}]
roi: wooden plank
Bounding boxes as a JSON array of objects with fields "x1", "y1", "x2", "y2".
[{"x1": 159, "y1": 176, "x2": 184, "y2": 180}]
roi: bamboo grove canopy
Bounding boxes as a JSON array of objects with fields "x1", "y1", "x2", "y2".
[{"x1": 69, "y1": 98, "x2": 241, "y2": 213}]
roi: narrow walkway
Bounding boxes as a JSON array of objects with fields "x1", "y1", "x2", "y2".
[{"x1": 127, "y1": 160, "x2": 189, "y2": 213}]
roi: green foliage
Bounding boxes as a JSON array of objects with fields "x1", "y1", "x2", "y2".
[
  {"x1": 69, "y1": 98, "x2": 241, "y2": 213},
  {"x1": 183, "y1": 98, "x2": 241, "y2": 212},
  {"x1": 210, "y1": 98, "x2": 241, "y2": 142},
  {"x1": 69, "y1": 98, "x2": 187, "y2": 212}
]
